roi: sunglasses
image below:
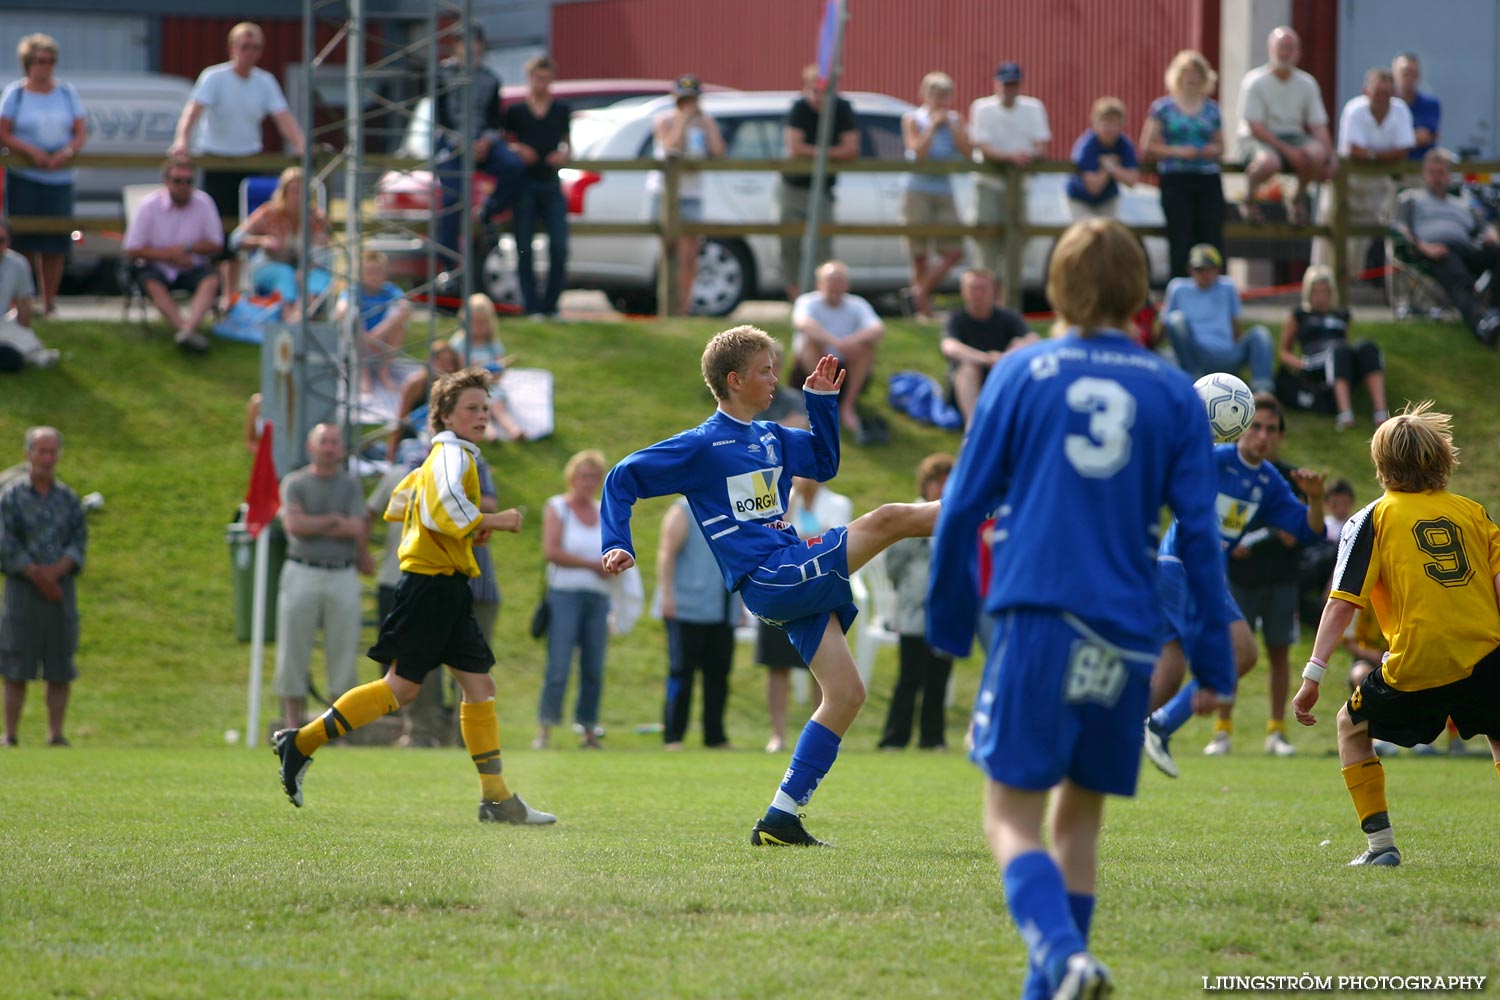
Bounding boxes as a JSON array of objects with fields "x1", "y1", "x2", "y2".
[{"x1": 167, "y1": 176, "x2": 195, "y2": 185}]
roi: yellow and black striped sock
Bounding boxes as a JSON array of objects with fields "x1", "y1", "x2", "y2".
[
  {"x1": 295, "y1": 679, "x2": 400, "y2": 756},
  {"x1": 460, "y1": 699, "x2": 512, "y2": 803},
  {"x1": 1342, "y1": 756, "x2": 1393, "y2": 846}
]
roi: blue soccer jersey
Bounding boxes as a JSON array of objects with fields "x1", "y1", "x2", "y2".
[
  {"x1": 928, "y1": 331, "x2": 1235, "y2": 697},
  {"x1": 1159, "y1": 442, "x2": 1321, "y2": 558},
  {"x1": 601, "y1": 389, "x2": 841, "y2": 592}
]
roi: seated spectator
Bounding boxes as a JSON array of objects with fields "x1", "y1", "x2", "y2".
[
  {"x1": 900, "y1": 71, "x2": 970, "y2": 320},
  {"x1": 1393, "y1": 52, "x2": 1440, "y2": 162},
  {"x1": 229, "y1": 166, "x2": 331, "y2": 323},
  {"x1": 386, "y1": 340, "x2": 460, "y2": 463},
  {"x1": 878, "y1": 453, "x2": 955, "y2": 751},
  {"x1": 449, "y1": 292, "x2": 506, "y2": 368},
  {"x1": 1278, "y1": 265, "x2": 1388, "y2": 431},
  {"x1": 791, "y1": 260, "x2": 885, "y2": 440},
  {"x1": 121, "y1": 156, "x2": 225, "y2": 354},
  {"x1": 1160, "y1": 242, "x2": 1273, "y2": 391},
  {"x1": 335, "y1": 249, "x2": 411, "y2": 393},
  {"x1": 1066, "y1": 97, "x2": 1139, "y2": 220},
  {"x1": 939, "y1": 268, "x2": 1036, "y2": 425},
  {"x1": 1237, "y1": 26, "x2": 1336, "y2": 224},
  {"x1": 0, "y1": 219, "x2": 57, "y2": 370},
  {"x1": 1393, "y1": 147, "x2": 1500, "y2": 346}
]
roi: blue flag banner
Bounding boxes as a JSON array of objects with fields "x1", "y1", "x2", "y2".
[{"x1": 816, "y1": 0, "x2": 839, "y2": 81}]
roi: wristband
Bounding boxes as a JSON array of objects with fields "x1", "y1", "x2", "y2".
[
  {"x1": 1302, "y1": 661, "x2": 1326, "y2": 684},
  {"x1": 1308, "y1": 654, "x2": 1327, "y2": 669}
]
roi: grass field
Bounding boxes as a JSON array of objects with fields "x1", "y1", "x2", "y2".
[{"x1": 1, "y1": 310, "x2": 1499, "y2": 997}]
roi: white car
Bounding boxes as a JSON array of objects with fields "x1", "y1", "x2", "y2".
[{"x1": 482, "y1": 91, "x2": 1170, "y2": 315}]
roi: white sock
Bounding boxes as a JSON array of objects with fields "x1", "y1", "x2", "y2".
[
  {"x1": 769, "y1": 791, "x2": 799, "y2": 816},
  {"x1": 1366, "y1": 826, "x2": 1396, "y2": 852}
]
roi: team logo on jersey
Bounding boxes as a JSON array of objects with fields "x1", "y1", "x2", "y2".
[
  {"x1": 764, "y1": 441, "x2": 778, "y2": 464},
  {"x1": 1030, "y1": 353, "x2": 1060, "y2": 380},
  {"x1": 1216, "y1": 494, "x2": 1260, "y2": 538},
  {"x1": 726, "y1": 467, "x2": 783, "y2": 520}
]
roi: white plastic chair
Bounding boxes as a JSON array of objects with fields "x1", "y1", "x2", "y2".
[{"x1": 850, "y1": 550, "x2": 900, "y2": 690}]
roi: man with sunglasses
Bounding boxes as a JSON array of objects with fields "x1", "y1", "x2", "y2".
[{"x1": 122, "y1": 156, "x2": 225, "y2": 354}]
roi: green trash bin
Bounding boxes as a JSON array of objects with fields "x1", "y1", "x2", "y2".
[{"x1": 227, "y1": 522, "x2": 287, "y2": 643}]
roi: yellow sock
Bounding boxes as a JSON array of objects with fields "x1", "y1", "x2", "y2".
[
  {"x1": 460, "y1": 699, "x2": 512, "y2": 803},
  {"x1": 295, "y1": 679, "x2": 400, "y2": 755},
  {"x1": 1214, "y1": 718, "x2": 1233, "y2": 735},
  {"x1": 1266, "y1": 720, "x2": 1285, "y2": 735},
  {"x1": 1341, "y1": 756, "x2": 1389, "y2": 828},
  {"x1": 1494, "y1": 761, "x2": 1500, "y2": 784}
]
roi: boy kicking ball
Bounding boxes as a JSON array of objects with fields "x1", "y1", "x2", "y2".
[
  {"x1": 273, "y1": 367, "x2": 556, "y2": 826},
  {"x1": 600, "y1": 326, "x2": 938, "y2": 846}
]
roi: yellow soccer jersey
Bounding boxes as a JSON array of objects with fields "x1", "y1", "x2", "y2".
[
  {"x1": 1330, "y1": 489, "x2": 1500, "y2": 690},
  {"x1": 384, "y1": 432, "x2": 484, "y2": 577}
]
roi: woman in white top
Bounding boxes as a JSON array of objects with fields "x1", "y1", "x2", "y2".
[
  {"x1": 536, "y1": 450, "x2": 612, "y2": 749},
  {"x1": 646, "y1": 75, "x2": 724, "y2": 316}
]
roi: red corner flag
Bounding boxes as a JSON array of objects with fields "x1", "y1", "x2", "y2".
[{"x1": 245, "y1": 421, "x2": 280, "y2": 539}]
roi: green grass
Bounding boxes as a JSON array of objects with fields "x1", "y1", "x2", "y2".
[{"x1": 2, "y1": 310, "x2": 1499, "y2": 996}]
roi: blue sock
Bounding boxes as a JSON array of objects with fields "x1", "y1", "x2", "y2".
[
  {"x1": 1003, "y1": 851, "x2": 1085, "y2": 991},
  {"x1": 764, "y1": 720, "x2": 840, "y2": 821},
  {"x1": 1151, "y1": 679, "x2": 1198, "y2": 737},
  {"x1": 1022, "y1": 893, "x2": 1095, "y2": 1000}
]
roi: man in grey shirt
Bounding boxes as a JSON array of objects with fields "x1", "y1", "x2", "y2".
[
  {"x1": 274, "y1": 423, "x2": 373, "y2": 731},
  {"x1": 1394, "y1": 148, "x2": 1500, "y2": 345}
]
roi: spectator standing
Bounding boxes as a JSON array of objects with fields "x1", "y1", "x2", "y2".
[
  {"x1": 0, "y1": 34, "x2": 87, "y2": 318},
  {"x1": 229, "y1": 166, "x2": 332, "y2": 323},
  {"x1": 940, "y1": 268, "x2": 1035, "y2": 426},
  {"x1": 780, "y1": 64, "x2": 859, "y2": 301},
  {"x1": 334, "y1": 249, "x2": 412, "y2": 394},
  {"x1": 900, "y1": 71, "x2": 970, "y2": 321},
  {"x1": 535, "y1": 450, "x2": 610, "y2": 750},
  {"x1": 1278, "y1": 265, "x2": 1388, "y2": 431},
  {"x1": 1066, "y1": 97, "x2": 1139, "y2": 220},
  {"x1": 1238, "y1": 26, "x2": 1336, "y2": 224},
  {"x1": 122, "y1": 156, "x2": 226, "y2": 355},
  {"x1": 657, "y1": 498, "x2": 739, "y2": 750},
  {"x1": 273, "y1": 424, "x2": 374, "y2": 732},
  {"x1": 504, "y1": 55, "x2": 571, "y2": 319},
  {"x1": 1141, "y1": 49, "x2": 1226, "y2": 279},
  {"x1": 1313, "y1": 68, "x2": 1414, "y2": 278},
  {"x1": 0, "y1": 219, "x2": 57, "y2": 370},
  {"x1": 1392, "y1": 148, "x2": 1500, "y2": 346},
  {"x1": 1160, "y1": 242, "x2": 1274, "y2": 392},
  {"x1": 1, "y1": 427, "x2": 86, "y2": 747},
  {"x1": 1392, "y1": 52, "x2": 1440, "y2": 161},
  {"x1": 878, "y1": 454, "x2": 955, "y2": 751},
  {"x1": 791, "y1": 260, "x2": 885, "y2": 440},
  {"x1": 169, "y1": 22, "x2": 304, "y2": 307},
  {"x1": 648, "y1": 74, "x2": 725, "y2": 316},
  {"x1": 968, "y1": 62, "x2": 1050, "y2": 277}
]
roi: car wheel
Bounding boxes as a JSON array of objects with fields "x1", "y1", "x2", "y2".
[
  {"x1": 482, "y1": 245, "x2": 521, "y2": 309},
  {"x1": 691, "y1": 239, "x2": 754, "y2": 317}
]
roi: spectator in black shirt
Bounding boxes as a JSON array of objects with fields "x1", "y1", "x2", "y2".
[
  {"x1": 780, "y1": 64, "x2": 859, "y2": 300},
  {"x1": 503, "y1": 55, "x2": 571, "y2": 318},
  {"x1": 939, "y1": 268, "x2": 1036, "y2": 424}
]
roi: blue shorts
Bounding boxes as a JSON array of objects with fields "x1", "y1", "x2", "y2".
[
  {"x1": 971, "y1": 609, "x2": 1155, "y2": 797},
  {"x1": 1157, "y1": 556, "x2": 1243, "y2": 647},
  {"x1": 738, "y1": 526, "x2": 858, "y2": 668}
]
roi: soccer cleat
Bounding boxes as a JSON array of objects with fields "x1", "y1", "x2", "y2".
[
  {"x1": 478, "y1": 794, "x2": 557, "y2": 825},
  {"x1": 1264, "y1": 732, "x2": 1296, "y2": 757},
  {"x1": 1203, "y1": 732, "x2": 1231, "y2": 756},
  {"x1": 1348, "y1": 845, "x2": 1401, "y2": 867},
  {"x1": 750, "y1": 812, "x2": 828, "y2": 847},
  {"x1": 1143, "y1": 721, "x2": 1179, "y2": 778},
  {"x1": 1052, "y1": 952, "x2": 1114, "y2": 999},
  {"x1": 272, "y1": 728, "x2": 312, "y2": 808}
]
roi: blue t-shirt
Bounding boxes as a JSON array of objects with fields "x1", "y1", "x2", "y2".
[
  {"x1": 0, "y1": 81, "x2": 85, "y2": 185},
  {"x1": 1163, "y1": 276, "x2": 1241, "y2": 352},
  {"x1": 1406, "y1": 90, "x2": 1441, "y2": 160},
  {"x1": 601, "y1": 390, "x2": 841, "y2": 592},
  {"x1": 926, "y1": 331, "x2": 1235, "y2": 695},
  {"x1": 1066, "y1": 130, "x2": 1139, "y2": 204},
  {"x1": 1148, "y1": 96, "x2": 1222, "y2": 175},
  {"x1": 340, "y1": 281, "x2": 405, "y2": 331}
]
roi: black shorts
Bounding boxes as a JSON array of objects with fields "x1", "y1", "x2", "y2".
[
  {"x1": 202, "y1": 168, "x2": 257, "y2": 221},
  {"x1": 1346, "y1": 646, "x2": 1500, "y2": 746},
  {"x1": 367, "y1": 571, "x2": 493, "y2": 683},
  {"x1": 754, "y1": 618, "x2": 806, "y2": 669},
  {"x1": 135, "y1": 264, "x2": 217, "y2": 294}
]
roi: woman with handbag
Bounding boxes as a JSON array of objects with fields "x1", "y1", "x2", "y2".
[{"x1": 534, "y1": 450, "x2": 611, "y2": 749}]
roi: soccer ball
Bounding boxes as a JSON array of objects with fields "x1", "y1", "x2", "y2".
[{"x1": 1193, "y1": 372, "x2": 1254, "y2": 443}]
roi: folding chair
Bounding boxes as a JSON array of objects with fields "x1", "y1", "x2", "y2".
[
  {"x1": 1384, "y1": 229, "x2": 1456, "y2": 322},
  {"x1": 119, "y1": 184, "x2": 164, "y2": 329}
]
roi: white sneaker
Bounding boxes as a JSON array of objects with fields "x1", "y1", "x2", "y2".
[
  {"x1": 1203, "y1": 732, "x2": 1231, "y2": 756},
  {"x1": 1142, "y1": 721, "x2": 1179, "y2": 778},
  {"x1": 1264, "y1": 732, "x2": 1297, "y2": 757},
  {"x1": 1053, "y1": 952, "x2": 1114, "y2": 999}
]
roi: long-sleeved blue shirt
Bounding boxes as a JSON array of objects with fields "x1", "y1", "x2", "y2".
[
  {"x1": 1159, "y1": 443, "x2": 1321, "y2": 558},
  {"x1": 601, "y1": 389, "x2": 840, "y2": 591}
]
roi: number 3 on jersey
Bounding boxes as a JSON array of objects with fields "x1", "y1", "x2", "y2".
[{"x1": 1064, "y1": 377, "x2": 1136, "y2": 478}]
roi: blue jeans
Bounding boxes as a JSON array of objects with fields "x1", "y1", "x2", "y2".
[
  {"x1": 1163, "y1": 312, "x2": 1274, "y2": 393},
  {"x1": 538, "y1": 588, "x2": 608, "y2": 727},
  {"x1": 436, "y1": 140, "x2": 526, "y2": 262},
  {"x1": 513, "y1": 177, "x2": 569, "y2": 316}
]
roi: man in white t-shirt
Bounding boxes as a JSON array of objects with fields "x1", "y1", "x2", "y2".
[
  {"x1": 1238, "y1": 26, "x2": 1336, "y2": 221},
  {"x1": 1313, "y1": 67, "x2": 1415, "y2": 276},
  {"x1": 792, "y1": 260, "x2": 885, "y2": 440},
  {"x1": 967, "y1": 62, "x2": 1050, "y2": 274}
]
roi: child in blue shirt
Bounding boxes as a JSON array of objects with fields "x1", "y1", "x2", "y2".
[
  {"x1": 336, "y1": 249, "x2": 412, "y2": 394},
  {"x1": 1066, "y1": 97, "x2": 1139, "y2": 219},
  {"x1": 600, "y1": 326, "x2": 939, "y2": 846}
]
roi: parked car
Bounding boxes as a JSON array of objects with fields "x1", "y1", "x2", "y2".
[{"x1": 480, "y1": 90, "x2": 1170, "y2": 315}]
